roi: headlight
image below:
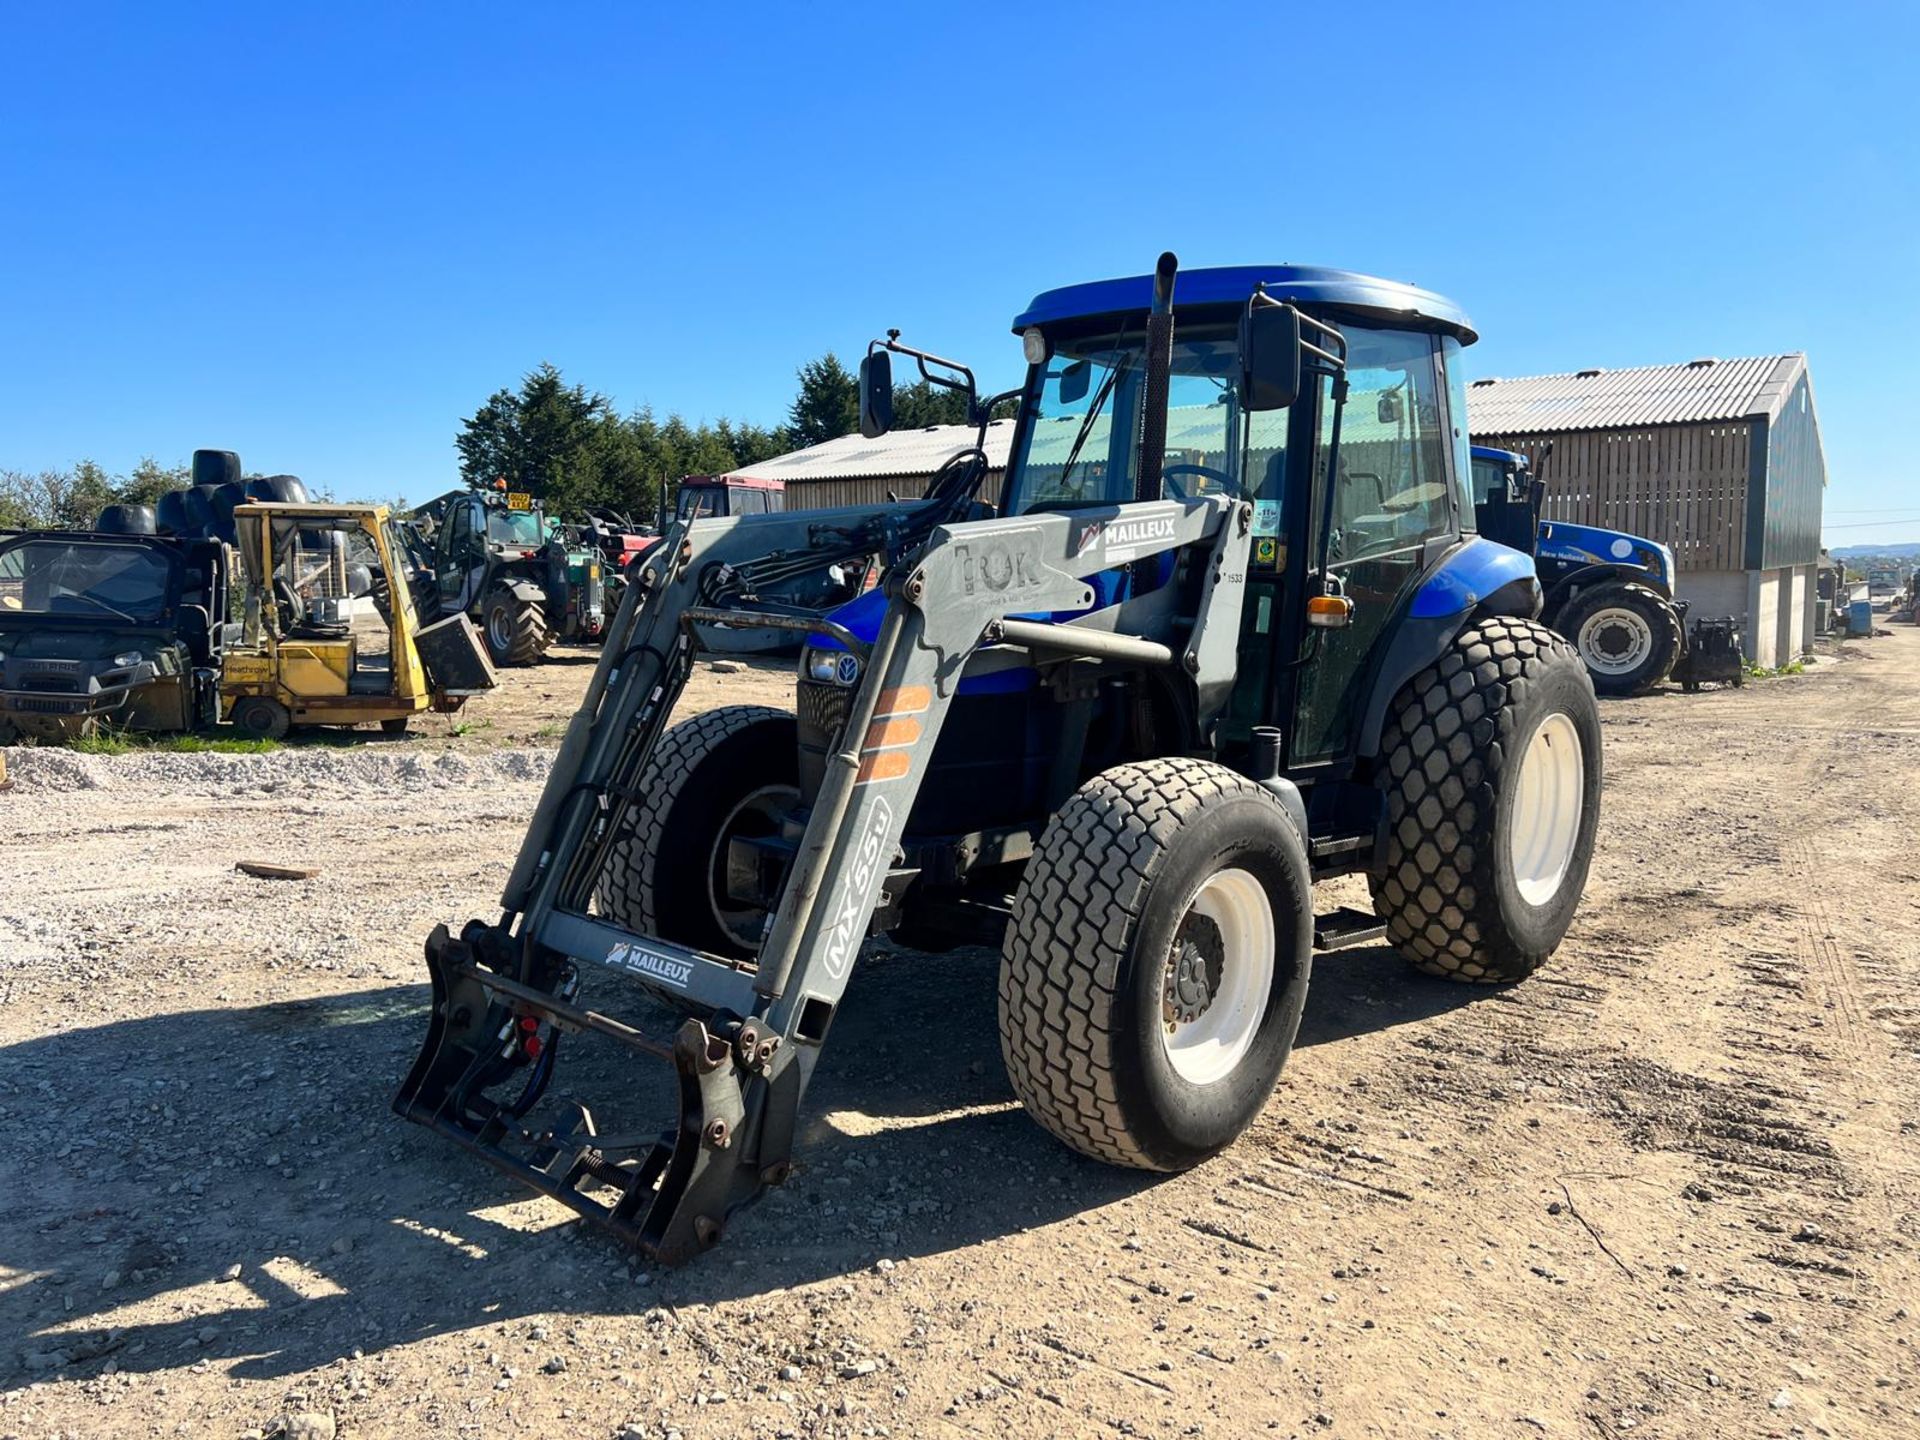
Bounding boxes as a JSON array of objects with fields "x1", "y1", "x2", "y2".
[
  {"x1": 113, "y1": 651, "x2": 143, "y2": 668},
  {"x1": 1022, "y1": 327, "x2": 1049, "y2": 365},
  {"x1": 803, "y1": 646, "x2": 860, "y2": 686},
  {"x1": 1651, "y1": 544, "x2": 1675, "y2": 581}
]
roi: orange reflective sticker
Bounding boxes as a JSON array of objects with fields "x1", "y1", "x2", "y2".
[
  {"x1": 874, "y1": 685, "x2": 930, "y2": 716},
  {"x1": 856, "y1": 750, "x2": 912, "y2": 783},
  {"x1": 863, "y1": 716, "x2": 922, "y2": 750}
]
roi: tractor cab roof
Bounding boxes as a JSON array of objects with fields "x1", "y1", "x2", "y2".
[
  {"x1": 1013, "y1": 264, "x2": 1476, "y2": 344},
  {"x1": 1471, "y1": 445, "x2": 1529, "y2": 468}
]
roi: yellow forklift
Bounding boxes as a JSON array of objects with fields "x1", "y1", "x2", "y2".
[{"x1": 222, "y1": 502, "x2": 495, "y2": 738}]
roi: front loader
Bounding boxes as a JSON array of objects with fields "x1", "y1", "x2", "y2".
[{"x1": 397, "y1": 255, "x2": 1603, "y2": 1262}]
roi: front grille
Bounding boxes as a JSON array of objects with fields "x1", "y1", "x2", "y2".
[
  {"x1": 795, "y1": 679, "x2": 851, "y2": 799},
  {"x1": 13, "y1": 695, "x2": 86, "y2": 714},
  {"x1": 795, "y1": 679, "x2": 850, "y2": 748},
  {"x1": 21, "y1": 674, "x2": 83, "y2": 694}
]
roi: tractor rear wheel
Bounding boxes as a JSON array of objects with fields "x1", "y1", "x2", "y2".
[
  {"x1": 595, "y1": 705, "x2": 799, "y2": 962},
  {"x1": 999, "y1": 758, "x2": 1313, "y2": 1172},
  {"x1": 1369, "y1": 616, "x2": 1601, "y2": 983},
  {"x1": 482, "y1": 587, "x2": 552, "y2": 667},
  {"x1": 1558, "y1": 581, "x2": 1682, "y2": 696}
]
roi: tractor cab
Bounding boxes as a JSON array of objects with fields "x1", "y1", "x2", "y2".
[
  {"x1": 1469, "y1": 445, "x2": 1547, "y2": 555},
  {"x1": 810, "y1": 265, "x2": 1536, "y2": 831},
  {"x1": 674, "y1": 474, "x2": 785, "y2": 521}
]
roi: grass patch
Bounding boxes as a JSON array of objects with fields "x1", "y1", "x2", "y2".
[
  {"x1": 1745, "y1": 660, "x2": 1808, "y2": 679},
  {"x1": 148, "y1": 734, "x2": 281, "y2": 754},
  {"x1": 64, "y1": 727, "x2": 279, "y2": 755},
  {"x1": 66, "y1": 729, "x2": 133, "y2": 755}
]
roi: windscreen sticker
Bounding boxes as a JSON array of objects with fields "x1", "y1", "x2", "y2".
[{"x1": 1253, "y1": 499, "x2": 1281, "y2": 537}]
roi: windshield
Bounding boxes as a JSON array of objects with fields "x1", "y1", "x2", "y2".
[
  {"x1": 677, "y1": 486, "x2": 721, "y2": 520},
  {"x1": 1005, "y1": 322, "x2": 1292, "y2": 524},
  {"x1": 1469, "y1": 454, "x2": 1512, "y2": 505},
  {"x1": 0, "y1": 540, "x2": 174, "y2": 621},
  {"x1": 486, "y1": 509, "x2": 545, "y2": 545}
]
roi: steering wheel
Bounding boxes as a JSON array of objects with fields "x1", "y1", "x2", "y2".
[{"x1": 1159, "y1": 463, "x2": 1237, "y2": 500}]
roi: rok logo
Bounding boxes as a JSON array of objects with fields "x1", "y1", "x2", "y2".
[
  {"x1": 604, "y1": 941, "x2": 695, "y2": 990},
  {"x1": 1078, "y1": 513, "x2": 1177, "y2": 562},
  {"x1": 822, "y1": 796, "x2": 894, "y2": 980}
]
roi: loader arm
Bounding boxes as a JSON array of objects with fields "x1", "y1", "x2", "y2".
[{"x1": 395, "y1": 494, "x2": 1250, "y2": 1261}]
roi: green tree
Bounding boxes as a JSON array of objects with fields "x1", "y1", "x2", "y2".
[
  {"x1": 123, "y1": 457, "x2": 190, "y2": 507},
  {"x1": 889, "y1": 379, "x2": 972, "y2": 430},
  {"x1": 786, "y1": 353, "x2": 859, "y2": 448}
]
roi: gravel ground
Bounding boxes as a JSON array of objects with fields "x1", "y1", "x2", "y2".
[{"x1": 1, "y1": 635, "x2": 1917, "y2": 1439}]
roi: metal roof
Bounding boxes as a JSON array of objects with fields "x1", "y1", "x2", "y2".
[
  {"x1": 730, "y1": 421, "x2": 1015, "y2": 485},
  {"x1": 1466, "y1": 353, "x2": 1809, "y2": 436},
  {"x1": 1014, "y1": 264, "x2": 1476, "y2": 343}
]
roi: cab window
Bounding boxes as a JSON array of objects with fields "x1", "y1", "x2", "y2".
[{"x1": 1319, "y1": 327, "x2": 1454, "y2": 564}]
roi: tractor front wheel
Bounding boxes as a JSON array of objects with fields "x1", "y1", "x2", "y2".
[
  {"x1": 482, "y1": 587, "x2": 553, "y2": 667},
  {"x1": 999, "y1": 758, "x2": 1313, "y2": 1172},
  {"x1": 1370, "y1": 616, "x2": 1602, "y2": 983},
  {"x1": 595, "y1": 704, "x2": 799, "y2": 962}
]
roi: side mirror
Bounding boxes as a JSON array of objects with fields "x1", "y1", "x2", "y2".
[
  {"x1": 1377, "y1": 392, "x2": 1403, "y2": 425},
  {"x1": 1238, "y1": 305, "x2": 1301, "y2": 411},
  {"x1": 1058, "y1": 358, "x2": 1092, "y2": 407},
  {"x1": 859, "y1": 351, "x2": 894, "y2": 438}
]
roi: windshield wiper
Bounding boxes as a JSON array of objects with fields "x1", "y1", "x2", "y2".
[
  {"x1": 60, "y1": 592, "x2": 141, "y2": 623},
  {"x1": 1054, "y1": 357, "x2": 1129, "y2": 495}
]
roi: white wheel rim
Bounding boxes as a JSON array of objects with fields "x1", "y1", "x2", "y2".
[
  {"x1": 1509, "y1": 713, "x2": 1584, "y2": 907},
  {"x1": 1577, "y1": 606, "x2": 1653, "y2": 676},
  {"x1": 1159, "y1": 867, "x2": 1275, "y2": 1085}
]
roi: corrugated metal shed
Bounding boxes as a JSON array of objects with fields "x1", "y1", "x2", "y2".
[
  {"x1": 1465, "y1": 354, "x2": 1806, "y2": 436},
  {"x1": 730, "y1": 421, "x2": 1016, "y2": 484}
]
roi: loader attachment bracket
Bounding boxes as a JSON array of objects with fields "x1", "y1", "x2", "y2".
[{"x1": 393, "y1": 924, "x2": 797, "y2": 1263}]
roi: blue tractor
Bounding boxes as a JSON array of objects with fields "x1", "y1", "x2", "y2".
[
  {"x1": 1470, "y1": 444, "x2": 1686, "y2": 695},
  {"x1": 398, "y1": 255, "x2": 1603, "y2": 1260}
]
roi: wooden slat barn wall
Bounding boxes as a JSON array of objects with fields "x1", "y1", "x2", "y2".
[
  {"x1": 1473, "y1": 423, "x2": 1753, "y2": 572},
  {"x1": 781, "y1": 470, "x2": 1008, "y2": 513}
]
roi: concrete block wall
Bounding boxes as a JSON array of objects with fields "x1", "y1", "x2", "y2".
[{"x1": 1673, "y1": 567, "x2": 1806, "y2": 668}]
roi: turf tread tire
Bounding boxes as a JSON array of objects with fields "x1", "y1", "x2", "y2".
[
  {"x1": 1368, "y1": 615, "x2": 1600, "y2": 984},
  {"x1": 998, "y1": 756, "x2": 1309, "y2": 1172}
]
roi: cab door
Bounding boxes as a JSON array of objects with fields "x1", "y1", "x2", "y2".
[
  {"x1": 437, "y1": 499, "x2": 476, "y2": 611},
  {"x1": 1286, "y1": 328, "x2": 1463, "y2": 768}
]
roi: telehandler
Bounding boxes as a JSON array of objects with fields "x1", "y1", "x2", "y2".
[{"x1": 397, "y1": 255, "x2": 1602, "y2": 1262}]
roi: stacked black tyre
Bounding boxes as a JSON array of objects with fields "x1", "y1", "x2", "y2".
[
  {"x1": 998, "y1": 758, "x2": 1314, "y2": 1172},
  {"x1": 482, "y1": 587, "x2": 553, "y2": 667},
  {"x1": 1369, "y1": 616, "x2": 1602, "y2": 984}
]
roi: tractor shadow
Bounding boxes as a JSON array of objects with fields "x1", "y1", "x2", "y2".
[{"x1": 0, "y1": 940, "x2": 1481, "y2": 1382}]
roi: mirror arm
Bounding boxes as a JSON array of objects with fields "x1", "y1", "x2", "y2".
[{"x1": 872, "y1": 332, "x2": 978, "y2": 405}]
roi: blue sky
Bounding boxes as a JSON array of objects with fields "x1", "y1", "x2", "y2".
[{"x1": 3, "y1": 3, "x2": 1916, "y2": 542}]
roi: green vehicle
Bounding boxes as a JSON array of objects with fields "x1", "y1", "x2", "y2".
[{"x1": 405, "y1": 487, "x2": 607, "y2": 666}]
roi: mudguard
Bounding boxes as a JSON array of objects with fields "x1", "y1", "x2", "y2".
[
  {"x1": 1356, "y1": 537, "x2": 1539, "y2": 758},
  {"x1": 502, "y1": 577, "x2": 548, "y2": 608},
  {"x1": 1539, "y1": 561, "x2": 1669, "y2": 624}
]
